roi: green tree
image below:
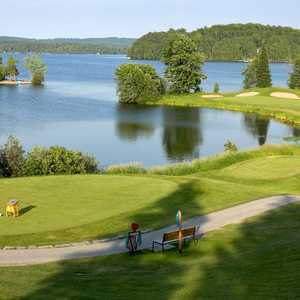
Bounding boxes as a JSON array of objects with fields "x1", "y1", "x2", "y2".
[
  {"x1": 115, "y1": 64, "x2": 165, "y2": 104},
  {"x1": 242, "y1": 58, "x2": 258, "y2": 89},
  {"x1": 24, "y1": 54, "x2": 48, "y2": 85},
  {"x1": 0, "y1": 55, "x2": 5, "y2": 80},
  {"x1": 213, "y1": 83, "x2": 220, "y2": 93},
  {"x1": 162, "y1": 33, "x2": 206, "y2": 94},
  {"x1": 288, "y1": 58, "x2": 300, "y2": 89},
  {"x1": 256, "y1": 46, "x2": 272, "y2": 88},
  {"x1": 6, "y1": 55, "x2": 19, "y2": 80},
  {"x1": 3, "y1": 136, "x2": 25, "y2": 177}
]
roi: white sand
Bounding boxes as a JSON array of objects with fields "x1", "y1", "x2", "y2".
[
  {"x1": 271, "y1": 92, "x2": 300, "y2": 99},
  {"x1": 202, "y1": 94, "x2": 224, "y2": 98},
  {"x1": 236, "y1": 92, "x2": 259, "y2": 97}
]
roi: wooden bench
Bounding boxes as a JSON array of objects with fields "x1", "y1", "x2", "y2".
[{"x1": 152, "y1": 226, "x2": 197, "y2": 252}]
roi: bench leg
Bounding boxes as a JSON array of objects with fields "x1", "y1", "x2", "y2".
[{"x1": 162, "y1": 243, "x2": 164, "y2": 252}]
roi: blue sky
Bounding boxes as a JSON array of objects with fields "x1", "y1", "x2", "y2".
[{"x1": 2, "y1": 0, "x2": 299, "y2": 38}]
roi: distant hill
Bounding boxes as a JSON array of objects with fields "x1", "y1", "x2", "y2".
[
  {"x1": 128, "y1": 24, "x2": 300, "y2": 62},
  {"x1": 0, "y1": 36, "x2": 136, "y2": 54}
]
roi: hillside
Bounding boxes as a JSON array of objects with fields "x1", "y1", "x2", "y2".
[
  {"x1": 128, "y1": 23, "x2": 300, "y2": 62},
  {"x1": 0, "y1": 36, "x2": 136, "y2": 54}
]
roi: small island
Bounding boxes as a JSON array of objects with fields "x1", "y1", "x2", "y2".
[{"x1": 0, "y1": 54, "x2": 47, "y2": 86}]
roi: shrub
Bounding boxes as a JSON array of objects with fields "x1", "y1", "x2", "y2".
[
  {"x1": 25, "y1": 146, "x2": 98, "y2": 176},
  {"x1": 106, "y1": 162, "x2": 146, "y2": 174},
  {"x1": 224, "y1": 140, "x2": 238, "y2": 153},
  {"x1": 3, "y1": 136, "x2": 25, "y2": 177},
  {"x1": 115, "y1": 64, "x2": 165, "y2": 104}
]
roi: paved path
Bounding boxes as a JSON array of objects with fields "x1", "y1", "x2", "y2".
[{"x1": 1, "y1": 195, "x2": 299, "y2": 267}]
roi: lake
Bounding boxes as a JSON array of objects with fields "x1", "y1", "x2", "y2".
[{"x1": 0, "y1": 54, "x2": 296, "y2": 166}]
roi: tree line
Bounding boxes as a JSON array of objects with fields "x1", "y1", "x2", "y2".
[
  {"x1": 128, "y1": 24, "x2": 300, "y2": 62},
  {"x1": 0, "y1": 37, "x2": 134, "y2": 54},
  {"x1": 116, "y1": 32, "x2": 300, "y2": 105},
  {"x1": 0, "y1": 54, "x2": 47, "y2": 85}
]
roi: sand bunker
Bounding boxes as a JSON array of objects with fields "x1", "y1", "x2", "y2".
[
  {"x1": 271, "y1": 92, "x2": 300, "y2": 99},
  {"x1": 236, "y1": 92, "x2": 259, "y2": 97},
  {"x1": 202, "y1": 94, "x2": 224, "y2": 98}
]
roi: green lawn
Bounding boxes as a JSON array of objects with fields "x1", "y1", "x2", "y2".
[
  {"x1": 149, "y1": 87, "x2": 300, "y2": 126},
  {"x1": 1, "y1": 202, "x2": 299, "y2": 299},
  {"x1": 1, "y1": 145, "x2": 300, "y2": 246}
]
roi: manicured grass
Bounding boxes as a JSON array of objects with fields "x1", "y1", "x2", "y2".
[
  {"x1": 1, "y1": 202, "x2": 299, "y2": 299},
  {"x1": 0, "y1": 145, "x2": 300, "y2": 246},
  {"x1": 0, "y1": 175, "x2": 178, "y2": 246},
  {"x1": 148, "y1": 87, "x2": 300, "y2": 126}
]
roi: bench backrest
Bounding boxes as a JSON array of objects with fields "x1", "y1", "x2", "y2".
[{"x1": 163, "y1": 226, "x2": 195, "y2": 242}]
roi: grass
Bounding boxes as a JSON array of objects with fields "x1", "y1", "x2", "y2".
[
  {"x1": 147, "y1": 87, "x2": 300, "y2": 126},
  {"x1": 1, "y1": 202, "x2": 299, "y2": 299},
  {"x1": 0, "y1": 144, "x2": 300, "y2": 247}
]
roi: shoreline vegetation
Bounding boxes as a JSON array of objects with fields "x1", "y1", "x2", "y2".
[
  {"x1": 128, "y1": 24, "x2": 300, "y2": 62},
  {"x1": 144, "y1": 87, "x2": 300, "y2": 127}
]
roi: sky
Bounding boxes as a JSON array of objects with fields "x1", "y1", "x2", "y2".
[{"x1": 1, "y1": 0, "x2": 299, "y2": 39}]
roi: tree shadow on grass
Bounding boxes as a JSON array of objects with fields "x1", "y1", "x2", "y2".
[
  {"x1": 186, "y1": 202, "x2": 300, "y2": 299},
  {"x1": 15, "y1": 202, "x2": 300, "y2": 300},
  {"x1": 126, "y1": 179, "x2": 205, "y2": 231},
  {"x1": 16, "y1": 179, "x2": 206, "y2": 300}
]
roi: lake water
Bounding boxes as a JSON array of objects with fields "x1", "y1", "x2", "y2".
[{"x1": 0, "y1": 54, "x2": 296, "y2": 166}]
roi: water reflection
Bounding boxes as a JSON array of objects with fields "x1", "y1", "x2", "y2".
[
  {"x1": 243, "y1": 114, "x2": 270, "y2": 145},
  {"x1": 162, "y1": 107, "x2": 203, "y2": 161},
  {"x1": 292, "y1": 127, "x2": 300, "y2": 138},
  {"x1": 115, "y1": 104, "x2": 155, "y2": 141}
]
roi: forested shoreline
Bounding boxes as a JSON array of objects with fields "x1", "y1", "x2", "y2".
[
  {"x1": 0, "y1": 37, "x2": 135, "y2": 54},
  {"x1": 128, "y1": 24, "x2": 300, "y2": 62}
]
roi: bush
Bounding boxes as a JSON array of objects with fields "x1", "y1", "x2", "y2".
[
  {"x1": 115, "y1": 64, "x2": 165, "y2": 104},
  {"x1": 224, "y1": 140, "x2": 238, "y2": 153},
  {"x1": 25, "y1": 146, "x2": 98, "y2": 176}
]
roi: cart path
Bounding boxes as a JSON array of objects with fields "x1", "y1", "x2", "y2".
[{"x1": 1, "y1": 195, "x2": 299, "y2": 267}]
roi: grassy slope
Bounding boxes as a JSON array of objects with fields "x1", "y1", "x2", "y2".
[
  {"x1": 149, "y1": 87, "x2": 300, "y2": 126},
  {"x1": 1, "y1": 145, "x2": 300, "y2": 246},
  {"x1": 1, "y1": 202, "x2": 299, "y2": 299}
]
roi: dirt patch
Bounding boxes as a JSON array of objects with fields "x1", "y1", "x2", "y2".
[
  {"x1": 202, "y1": 94, "x2": 224, "y2": 99},
  {"x1": 271, "y1": 92, "x2": 300, "y2": 99},
  {"x1": 236, "y1": 92, "x2": 259, "y2": 97}
]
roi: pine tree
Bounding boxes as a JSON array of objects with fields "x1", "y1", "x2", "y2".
[
  {"x1": 256, "y1": 46, "x2": 272, "y2": 88},
  {"x1": 288, "y1": 58, "x2": 300, "y2": 89},
  {"x1": 242, "y1": 58, "x2": 258, "y2": 89},
  {"x1": 213, "y1": 82, "x2": 220, "y2": 93}
]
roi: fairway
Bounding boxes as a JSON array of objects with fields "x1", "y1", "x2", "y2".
[
  {"x1": 0, "y1": 175, "x2": 178, "y2": 244},
  {"x1": 217, "y1": 156, "x2": 300, "y2": 180},
  {"x1": 1, "y1": 147, "x2": 300, "y2": 247}
]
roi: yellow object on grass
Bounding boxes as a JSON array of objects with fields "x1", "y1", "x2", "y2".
[{"x1": 6, "y1": 200, "x2": 20, "y2": 217}]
